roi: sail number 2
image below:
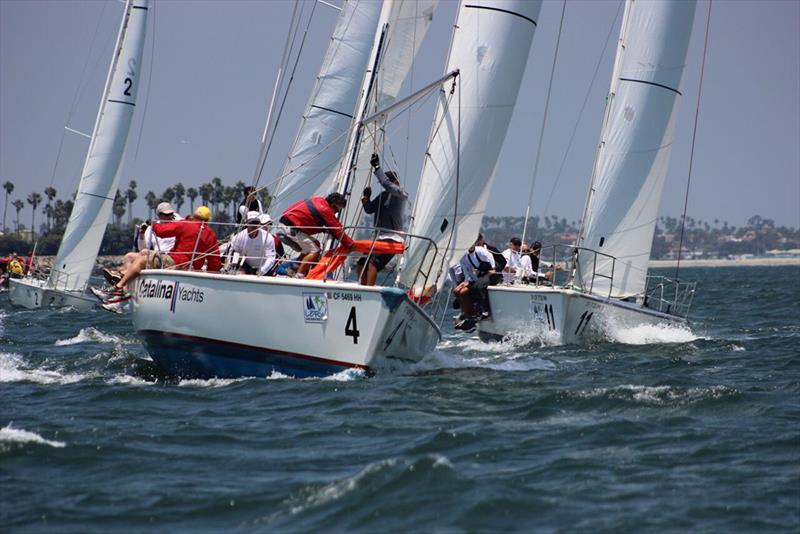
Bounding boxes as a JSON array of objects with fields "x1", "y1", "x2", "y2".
[
  {"x1": 345, "y1": 306, "x2": 360, "y2": 344},
  {"x1": 123, "y1": 58, "x2": 137, "y2": 96}
]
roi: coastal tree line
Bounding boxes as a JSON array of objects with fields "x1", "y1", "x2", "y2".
[{"x1": 1, "y1": 178, "x2": 797, "y2": 258}]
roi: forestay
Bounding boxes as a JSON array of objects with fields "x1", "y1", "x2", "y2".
[
  {"x1": 49, "y1": 0, "x2": 148, "y2": 292},
  {"x1": 335, "y1": 0, "x2": 439, "y2": 225},
  {"x1": 271, "y1": 0, "x2": 382, "y2": 215},
  {"x1": 402, "y1": 0, "x2": 541, "y2": 292},
  {"x1": 576, "y1": 0, "x2": 696, "y2": 298}
]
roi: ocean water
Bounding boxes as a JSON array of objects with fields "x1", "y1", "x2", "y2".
[{"x1": 2, "y1": 266, "x2": 798, "y2": 531}]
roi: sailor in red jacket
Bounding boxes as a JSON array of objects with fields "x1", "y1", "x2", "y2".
[
  {"x1": 277, "y1": 192, "x2": 353, "y2": 276},
  {"x1": 151, "y1": 218, "x2": 221, "y2": 272},
  {"x1": 96, "y1": 207, "x2": 221, "y2": 301}
]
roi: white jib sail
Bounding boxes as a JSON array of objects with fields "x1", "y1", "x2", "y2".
[
  {"x1": 577, "y1": 0, "x2": 696, "y2": 298},
  {"x1": 402, "y1": 0, "x2": 541, "y2": 291},
  {"x1": 270, "y1": 0, "x2": 383, "y2": 216},
  {"x1": 49, "y1": 0, "x2": 148, "y2": 292},
  {"x1": 336, "y1": 0, "x2": 439, "y2": 217}
]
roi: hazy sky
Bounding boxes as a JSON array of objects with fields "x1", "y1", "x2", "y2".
[{"x1": 1, "y1": 0, "x2": 798, "y2": 228}]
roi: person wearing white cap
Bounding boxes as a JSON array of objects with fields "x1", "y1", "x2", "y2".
[
  {"x1": 138, "y1": 201, "x2": 182, "y2": 253},
  {"x1": 229, "y1": 210, "x2": 277, "y2": 276}
]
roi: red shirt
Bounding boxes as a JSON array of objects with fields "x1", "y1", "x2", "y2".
[
  {"x1": 152, "y1": 220, "x2": 221, "y2": 272},
  {"x1": 281, "y1": 197, "x2": 353, "y2": 248}
]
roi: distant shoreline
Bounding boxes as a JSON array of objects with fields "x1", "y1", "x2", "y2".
[{"x1": 649, "y1": 257, "x2": 800, "y2": 268}]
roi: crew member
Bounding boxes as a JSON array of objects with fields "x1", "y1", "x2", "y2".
[
  {"x1": 453, "y1": 235, "x2": 497, "y2": 331},
  {"x1": 230, "y1": 211, "x2": 277, "y2": 275},
  {"x1": 356, "y1": 153, "x2": 408, "y2": 286},
  {"x1": 276, "y1": 192, "x2": 354, "y2": 277},
  {"x1": 96, "y1": 208, "x2": 221, "y2": 300},
  {"x1": 237, "y1": 186, "x2": 263, "y2": 224},
  {"x1": 501, "y1": 237, "x2": 523, "y2": 283}
]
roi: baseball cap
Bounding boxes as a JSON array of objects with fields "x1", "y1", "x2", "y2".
[
  {"x1": 156, "y1": 202, "x2": 175, "y2": 215},
  {"x1": 246, "y1": 211, "x2": 261, "y2": 223},
  {"x1": 259, "y1": 213, "x2": 272, "y2": 225}
]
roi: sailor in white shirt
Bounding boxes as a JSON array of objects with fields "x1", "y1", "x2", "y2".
[
  {"x1": 454, "y1": 235, "x2": 498, "y2": 331},
  {"x1": 138, "y1": 202, "x2": 182, "y2": 252},
  {"x1": 501, "y1": 237, "x2": 523, "y2": 284},
  {"x1": 230, "y1": 211, "x2": 277, "y2": 276},
  {"x1": 519, "y1": 241, "x2": 554, "y2": 283}
]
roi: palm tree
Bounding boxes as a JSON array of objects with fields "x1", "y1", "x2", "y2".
[
  {"x1": 113, "y1": 189, "x2": 126, "y2": 226},
  {"x1": 162, "y1": 187, "x2": 175, "y2": 205},
  {"x1": 211, "y1": 177, "x2": 224, "y2": 213},
  {"x1": 2, "y1": 181, "x2": 13, "y2": 233},
  {"x1": 27, "y1": 192, "x2": 42, "y2": 240},
  {"x1": 12, "y1": 199, "x2": 24, "y2": 232},
  {"x1": 173, "y1": 182, "x2": 186, "y2": 214},
  {"x1": 126, "y1": 180, "x2": 138, "y2": 225},
  {"x1": 144, "y1": 191, "x2": 157, "y2": 219},
  {"x1": 187, "y1": 187, "x2": 198, "y2": 212},
  {"x1": 43, "y1": 204, "x2": 54, "y2": 234},
  {"x1": 43, "y1": 186, "x2": 57, "y2": 231},
  {"x1": 199, "y1": 183, "x2": 213, "y2": 206},
  {"x1": 223, "y1": 186, "x2": 236, "y2": 218}
]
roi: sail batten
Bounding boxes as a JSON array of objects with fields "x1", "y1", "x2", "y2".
[
  {"x1": 271, "y1": 0, "x2": 384, "y2": 215},
  {"x1": 576, "y1": 0, "x2": 697, "y2": 299},
  {"x1": 401, "y1": 0, "x2": 542, "y2": 291},
  {"x1": 49, "y1": 0, "x2": 148, "y2": 292}
]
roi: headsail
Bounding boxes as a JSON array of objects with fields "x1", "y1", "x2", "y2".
[
  {"x1": 49, "y1": 0, "x2": 148, "y2": 292},
  {"x1": 401, "y1": 0, "x2": 542, "y2": 291},
  {"x1": 270, "y1": 0, "x2": 383, "y2": 215},
  {"x1": 576, "y1": 0, "x2": 696, "y2": 298}
]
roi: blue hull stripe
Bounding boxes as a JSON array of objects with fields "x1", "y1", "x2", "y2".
[{"x1": 139, "y1": 330, "x2": 369, "y2": 379}]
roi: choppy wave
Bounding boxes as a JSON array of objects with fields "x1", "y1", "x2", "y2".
[
  {"x1": 0, "y1": 352, "x2": 91, "y2": 384},
  {"x1": 0, "y1": 424, "x2": 65, "y2": 449},
  {"x1": 574, "y1": 384, "x2": 738, "y2": 406},
  {"x1": 55, "y1": 327, "x2": 124, "y2": 346}
]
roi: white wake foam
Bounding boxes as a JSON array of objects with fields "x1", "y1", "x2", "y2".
[
  {"x1": 0, "y1": 352, "x2": 90, "y2": 384},
  {"x1": 177, "y1": 377, "x2": 250, "y2": 388},
  {"x1": 55, "y1": 327, "x2": 122, "y2": 346},
  {"x1": 602, "y1": 322, "x2": 700, "y2": 345},
  {"x1": 107, "y1": 375, "x2": 153, "y2": 386},
  {"x1": 0, "y1": 423, "x2": 65, "y2": 448}
]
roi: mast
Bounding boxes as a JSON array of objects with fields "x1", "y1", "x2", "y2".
[
  {"x1": 49, "y1": 0, "x2": 149, "y2": 292},
  {"x1": 575, "y1": 0, "x2": 697, "y2": 298}
]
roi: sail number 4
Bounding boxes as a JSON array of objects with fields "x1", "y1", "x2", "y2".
[{"x1": 345, "y1": 306, "x2": 360, "y2": 344}]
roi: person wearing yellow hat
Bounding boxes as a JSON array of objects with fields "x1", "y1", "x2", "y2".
[{"x1": 194, "y1": 206, "x2": 212, "y2": 222}]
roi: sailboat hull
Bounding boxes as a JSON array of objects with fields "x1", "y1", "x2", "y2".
[
  {"x1": 478, "y1": 285, "x2": 686, "y2": 344},
  {"x1": 131, "y1": 270, "x2": 441, "y2": 378},
  {"x1": 8, "y1": 277, "x2": 96, "y2": 310}
]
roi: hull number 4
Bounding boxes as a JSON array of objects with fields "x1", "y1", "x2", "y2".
[{"x1": 345, "y1": 306, "x2": 360, "y2": 344}]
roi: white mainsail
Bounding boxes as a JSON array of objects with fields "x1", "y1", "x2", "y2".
[
  {"x1": 270, "y1": 0, "x2": 383, "y2": 215},
  {"x1": 49, "y1": 0, "x2": 148, "y2": 292},
  {"x1": 402, "y1": 0, "x2": 542, "y2": 290},
  {"x1": 576, "y1": 0, "x2": 696, "y2": 298}
]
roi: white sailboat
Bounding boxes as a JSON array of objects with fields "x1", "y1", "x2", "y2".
[
  {"x1": 478, "y1": 0, "x2": 699, "y2": 344},
  {"x1": 9, "y1": 0, "x2": 149, "y2": 310},
  {"x1": 130, "y1": 0, "x2": 541, "y2": 378}
]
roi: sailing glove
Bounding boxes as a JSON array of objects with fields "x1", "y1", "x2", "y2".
[
  {"x1": 362, "y1": 187, "x2": 372, "y2": 199},
  {"x1": 370, "y1": 153, "x2": 380, "y2": 168}
]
